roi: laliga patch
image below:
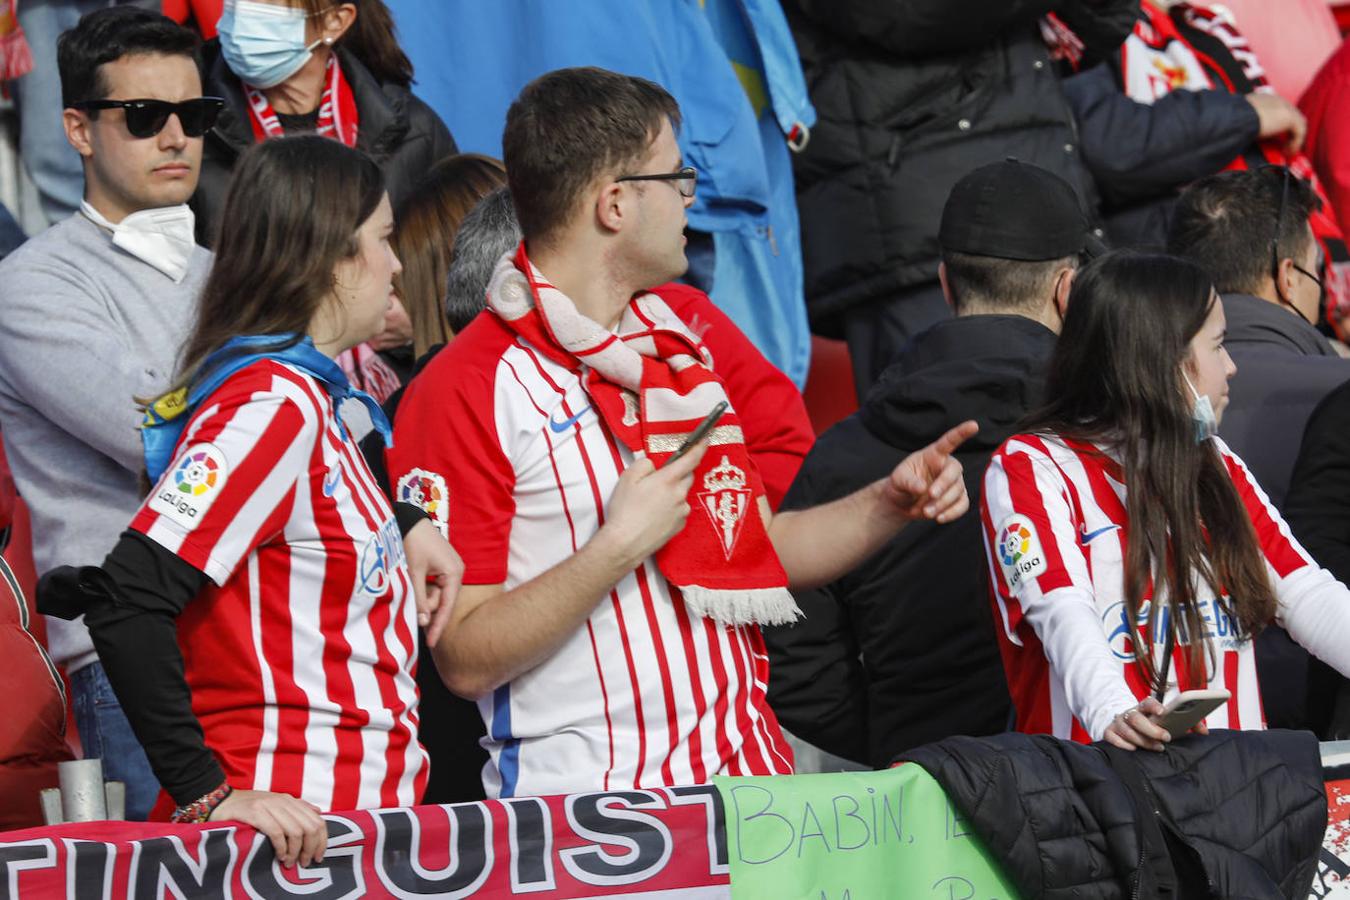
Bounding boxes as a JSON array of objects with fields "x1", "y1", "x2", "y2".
[
  {"x1": 996, "y1": 514, "x2": 1048, "y2": 593},
  {"x1": 397, "y1": 468, "x2": 449, "y2": 538},
  {"x1": 149, "y1": 443, "x2": 229, "y2": 529}
]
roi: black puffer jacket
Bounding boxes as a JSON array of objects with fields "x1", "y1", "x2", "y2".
[
  {"x1": 785, "y1": 0, "x2": 1135, "y2": 332},
  {"x1": 765, "y1": 315, "x2": 1056, "y2": 765},
  {"x1": 904, "y1": 730, "x2": 1327, "y2": 900},
  {"x1": 192, "y1": 40, "x2": 457, "y2": 247}
]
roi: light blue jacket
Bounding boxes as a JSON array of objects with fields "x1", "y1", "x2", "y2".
[{"x1": 387, "y1": 0, "x2": 815, "y2": 386}]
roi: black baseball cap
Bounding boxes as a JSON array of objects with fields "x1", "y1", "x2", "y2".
[{"x1": 939, "y1": 159, "x2": 1105, "y2": 261}]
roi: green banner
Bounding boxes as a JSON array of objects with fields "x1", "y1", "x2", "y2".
[{"x1": 715, "y1": 764, "x2": 1021, "y2": 899}]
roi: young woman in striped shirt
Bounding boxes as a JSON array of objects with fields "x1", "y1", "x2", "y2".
[
  {"x1": 981, "y1": 251, "x2": 1350, "y2": 751},
  {"x1": 40, "y1": 136, "x2": 461, "y2": 865}
]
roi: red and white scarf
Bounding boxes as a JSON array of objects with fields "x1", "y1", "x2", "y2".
[
  {"x1": 335, "y1": 342, "x2": 400, "y2": 405},
  {"x1": 486, "y1": 243, "x2": 799, "y2": 627},
  {"x1": 1117, "y1": 2, "x2": 1350, "y2": 333},
  {"x1": 244, "y1": 53, "x2": 358, "y2": 146}
]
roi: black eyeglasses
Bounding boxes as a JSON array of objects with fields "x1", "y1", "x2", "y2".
[
  {"x1": 616, "y1": 166, "x2": 698, "y2": 199},
  {"x1": 1269, "y1": 165, "x2": 1325, "y2": 324},
  {"x1": 72, "y1": 97, "x2": 226, "y2": 139}
]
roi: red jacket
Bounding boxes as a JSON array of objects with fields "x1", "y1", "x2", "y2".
[
  {"x1": 162, "y1": 0, "x2": 222, "y2": 39},
  {"x1": 1301, "y1": 39, "x2": 1350, "y2": 236},
  {"x1": 0, "y1": 553, "x2": 72, "y2": 829}
]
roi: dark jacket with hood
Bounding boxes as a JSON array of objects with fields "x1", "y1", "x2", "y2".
[
  {"x1": 902, "y1": 729, "x2": 1327, "y2": 900},
  {"x1": 784, "y1": 0, "x2": 1136, "y2": 333},
  {"x1": 765, "y1": 314, "x2": 1056, "y2": 766},
  {"x1": 192, "y1": 40, "x2": 457, "y2": 247}
]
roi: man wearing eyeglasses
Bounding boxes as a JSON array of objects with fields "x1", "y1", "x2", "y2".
[
  {"x1": 0, "y1": 6, "x2": 215, "y2": 820},
  {"x1": 1167, "y1": 166, "x2": 1350, "y2": 737},
  {"x1": 1167, "y1": 167, "x2": 1348, "y2": 511},
  {"x1": 389, "y1": 67, "x2": 972, "y2": 799}
]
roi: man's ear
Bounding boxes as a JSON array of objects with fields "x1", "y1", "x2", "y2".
[
  {"x1": 1055, "y1": 266, "x2": 1076, "y2": 317},
  {"x1": 594, "y1": 181, "x2": 625, "y2": 234},
  {"x1": 938, "y1": 260, "x2": 955, "y2": 310},
  {"x1": 64, "y1": 108, "x2": 94, "y2": 158},
  {"x1": 1274, "y1": 255, "x2": 1298, "y2": 303}
]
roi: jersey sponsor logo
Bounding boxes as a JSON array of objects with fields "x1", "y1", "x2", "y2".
[
  {"x1": 548, "y1": 406, "x2": 591, "y2": 433},
  {"x1": 997, "y1": 514, "x2": 1048, "y2": 592},
  {"x1": 322, "y1": 465, "x2": 343, "y2": 497},
  {"x1": 148, "y1": 443, "x2": 229, "y2": 529},
  {"x1": 697, "y1": 455, "x2": 751, "y2": 560},
  {"x1": 396, "y1": 468, "x2": 449, "y2": 538},
  {"x1": 1079, "y1": 523, "x2": 1120, "y2": 545},
  {"x1": 359, "y1": 517, "x2": 407, "y2": 596},
  {"x1": 1102, "y1": 598, "x2": 1245, "y2": 662}
]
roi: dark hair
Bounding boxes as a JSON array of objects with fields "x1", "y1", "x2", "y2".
[
  {"x1": 58, "y1": 6, "x2": 199, "y2": 110},
  {"x1": 445, "y1": 187, "x2": 522, "y2": 332},
  {"x1": 502, "y1": 67, "x2": 681, "y2": 245},
  {"x1": 1167, "y1": 167, "x2": 1319, "y2": 295},
  {"x1": 1022, "y1": 251, "x2": 1277, "y2": 691},
  {"x1": 942, "y1": 251, "x2": 1076, "y2": 315},
  {"x1": 297, "y1": 0, "x2": 413, "y2": 88},
  {"x1": 392, "y1": 154, "x2": 507, "y2": 356},
  {"x1": 173, "y1": 136, "x2": 385, "y2": 389}
]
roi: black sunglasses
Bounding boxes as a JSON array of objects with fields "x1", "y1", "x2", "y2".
[
  {"x1": 72, "y1": 97, "x2": 226, "y2": 139},
  {"x1": 1269, "y1": 165, "x2": 1326, "y2": 323},
  {"x1": 616, "y1": 166, "x2": 698, "y2": 199}
]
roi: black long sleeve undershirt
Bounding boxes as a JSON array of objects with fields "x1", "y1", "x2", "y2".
[{"x1": 38, "y1": 503, "x2": 429, "y2": 808}]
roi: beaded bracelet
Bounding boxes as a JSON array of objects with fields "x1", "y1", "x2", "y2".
[{"x1": 171, "y1": 782, "x2": 233, "y2": 824}]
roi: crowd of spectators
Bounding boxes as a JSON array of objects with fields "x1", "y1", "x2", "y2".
[{"x1": 0, "y1": 0, "x2": 1349, "y2": 872}]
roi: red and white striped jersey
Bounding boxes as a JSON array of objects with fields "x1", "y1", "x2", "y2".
[
  {"x1": 388, "y1": 313, "x2": 794, "y2": 799},
  {"x1": 131, "y1": 360, "x2": 426, "y2": 811},
  {"x1": 981, "y1": 432, "x2": 1350, "y2": 742}
]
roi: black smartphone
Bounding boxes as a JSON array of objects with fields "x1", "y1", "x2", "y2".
[{"x1": 669, "y1": 401, "x2": 729, "y2": 463}]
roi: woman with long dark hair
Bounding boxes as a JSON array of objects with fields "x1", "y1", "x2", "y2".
[
  {"x1": 981, "y1": 251, "x2": 1350, "y2": 750},
  {"x1": 39, "y1": 136, "x2": 461, "y2": 864}
]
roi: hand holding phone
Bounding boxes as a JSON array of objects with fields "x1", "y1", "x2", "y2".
[{"x1": 1150, "y1": 688, "x2": 1230, "y2": 739}]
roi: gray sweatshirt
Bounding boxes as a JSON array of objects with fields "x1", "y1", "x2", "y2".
[{"x1": 0, "y1": 212, "x2": 209, "y2": 671}]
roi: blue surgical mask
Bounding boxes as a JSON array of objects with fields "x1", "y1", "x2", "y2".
[
  {"x1": 1182, "y1": 373, "x2": 1218, "y2": 444},
  {"x1": 217, "y1": 0, "x2": 324, "y2": 90}
]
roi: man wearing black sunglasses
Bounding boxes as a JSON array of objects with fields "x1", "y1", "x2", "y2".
[{"x1": 0, "y1": 7, "x2": 213, "y2": 822}]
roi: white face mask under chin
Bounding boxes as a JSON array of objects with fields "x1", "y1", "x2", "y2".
[
  {"x1": 1182, "y1": 371, "x2": 1218, "y2": 444},
  {"x1": 81, "y1": 202, "x2": 197, "y2": 283}
]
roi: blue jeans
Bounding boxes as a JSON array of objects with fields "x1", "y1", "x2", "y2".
[
  {"x1": 70, "y1": 661, "x2": 161, "y2": 820},
  {"x1": 13, "y1": 0, "x2": 113, "y2": 225}
]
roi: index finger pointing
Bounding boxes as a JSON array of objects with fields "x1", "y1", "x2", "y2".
[{"x1": 932, "y1": 420, "x2": 979, "y2": 457}]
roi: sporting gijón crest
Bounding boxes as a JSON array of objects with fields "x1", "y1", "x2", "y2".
[{"x1": 698, "y1": 455, "x2": 751, "y2": 560}]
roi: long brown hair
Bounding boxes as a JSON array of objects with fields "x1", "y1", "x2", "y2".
[
  {"x1": 1022, "y1": 251, "x2": 1277, "y2": 692},
  {"x1": 172, "y1": 135, "x2": 384, "y2": 391},
  {"x1": 298, "y1": 0, "x2": 413, "y2": 88},
  {"x1": 392, "y1": 154, "x2": 507, "y2": 357}
]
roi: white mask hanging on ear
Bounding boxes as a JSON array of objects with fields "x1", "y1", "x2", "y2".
[
  {"x1": 81, "y1": 202, "x2": 196, "y2": 283},
  {"x1": 1182, "y1": 371, "x2": 1217, "y2": 444}
]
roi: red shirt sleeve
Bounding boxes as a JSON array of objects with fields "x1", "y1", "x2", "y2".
[
  {"x1": 657, "y1": 283, "x2": 814, "y2": 508},
  {"x1": 387, "y1": 321, "x2": 517, "y2": 585}
]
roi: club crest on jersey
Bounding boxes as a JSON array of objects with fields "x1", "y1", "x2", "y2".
[
  {"x1": 396, "y1": 468, "x2": 448, "y2": 538},
  {"x1": 697, "y1": 455, "x2": 750, "y2": 561},
  {"x1": 997, "y1": 514, "x2": 1047, "y2": 592},
  {"x1": 149, "y1": 443, "x2": 229, "y2": 529}
]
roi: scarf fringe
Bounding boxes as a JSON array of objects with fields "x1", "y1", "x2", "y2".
[{"x1": 681, "y1": 585, "x2": 803, "y2": 627}]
